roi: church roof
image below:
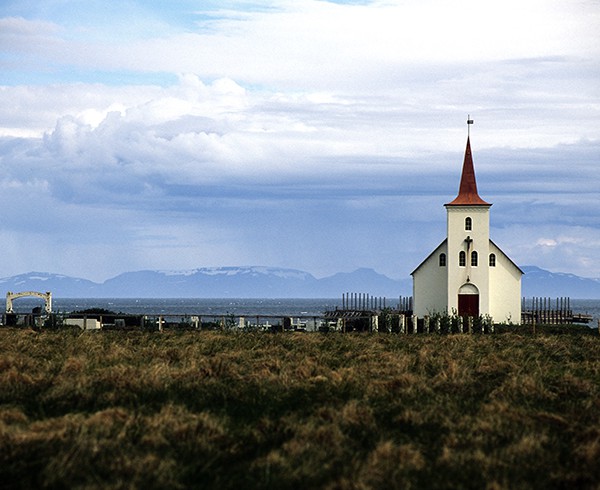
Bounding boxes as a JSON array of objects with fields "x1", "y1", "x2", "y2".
[
  {"x1": 410, "y1": 239, "x2": 446, "y2": 276},
  {"x1": 490, "y1": 239, "x2": 524, "y2": 275},
  {"x1": 410, "y1": 238, "x2": 524, "y2": 276},
  {"x1": 445, "y1": 137, "x2": 491, "y2": 206}
]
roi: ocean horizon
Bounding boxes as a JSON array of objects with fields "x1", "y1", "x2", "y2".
[{"x1": 7, "y1": 297, "x2": 341, "y2": 318}]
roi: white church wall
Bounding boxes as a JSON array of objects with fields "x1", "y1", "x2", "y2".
[
  {"x1": 488, "y1": 242, "x2": 522, "y2": 324},
  {"x1": 412, "y1": 242, "x2": 448, "y2": 317}
]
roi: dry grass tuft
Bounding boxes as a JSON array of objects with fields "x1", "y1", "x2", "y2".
[{"x1": 0, "y1": 328, "x2": 598, "y2": 489}]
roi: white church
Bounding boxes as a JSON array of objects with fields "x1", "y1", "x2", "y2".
[{"x1": 411, "y1": 124, "x2": 523, "y2": 323}]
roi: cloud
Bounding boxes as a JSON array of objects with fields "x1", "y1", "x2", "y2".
[
  {"x1": 3, "y1": 1, "x2": 600, "y2": 88},
  {"x1": 0, "y1": 16, "x2": 61, "y2": 47},
  {"x1": 120, "y1": 1, "x2": 595, "y2": 81},
  {"x1": 0, "y1": 1, "x2": 599, "y2": 282},
  {"x1": 537, "y1": 238, "x2": 558, "y2": 248},
  {"x1": 1, "y1": 72, "x2": 598, "y2": 207},
  {"x1": 490, "y1": 221, "x2": 600, "y2": 276}
]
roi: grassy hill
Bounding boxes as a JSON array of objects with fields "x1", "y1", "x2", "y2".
[{"x1": 1, "y1": 329, "x2": 599, "y2": 489}]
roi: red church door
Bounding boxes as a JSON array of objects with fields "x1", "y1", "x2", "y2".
[{"x1": 458, "y1": 294, "x2": 479, "y2": 317}]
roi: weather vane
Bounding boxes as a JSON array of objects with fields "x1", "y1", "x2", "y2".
[{"x1": 467, "y1": 114, "x2": 473, "y2": 137}]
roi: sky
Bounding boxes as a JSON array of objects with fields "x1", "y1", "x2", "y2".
[{"x1": 0, "y1": 0, "x2": 599, "y2": 283}]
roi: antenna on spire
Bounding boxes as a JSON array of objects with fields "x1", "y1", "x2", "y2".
[{"x1": 467, "y1": 114, "x2": 474, "y2": 137}]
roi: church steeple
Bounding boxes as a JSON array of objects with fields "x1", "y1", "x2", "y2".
[
  {"x1": 445, "y1": 136, "x2": 491, "y2": 207},
  {"x1": 412, "y1": 120, "x2": 522, "y2": 323}
]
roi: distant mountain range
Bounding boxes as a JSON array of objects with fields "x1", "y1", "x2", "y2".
[
  {"x1": 0, "y1": 267, "x2": 410, "y2": 299},
  {"x1": 519, "y1": 266, "x2": 600, "y2": 298},
  {"x1": 0, "y1": 265, "x2": 599, "y2": 299}
]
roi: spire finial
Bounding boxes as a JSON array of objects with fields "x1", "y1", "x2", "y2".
[{"x1": 467, "y1": 114, "x2": 473, "y2": 137}]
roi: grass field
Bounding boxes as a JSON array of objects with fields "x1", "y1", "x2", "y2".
[{"x1": 1, "y1": 328, "x2": 599, "y2": 489}]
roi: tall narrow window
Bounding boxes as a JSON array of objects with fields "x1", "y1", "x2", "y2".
[
  {"x1": 439, "y1": 253, "x2": 446, "y2": 267},
  {"x1": 489, "y1": 253, "x2": 496, "y2": 267},
  {"x1": 459, "y1": 251, "x2": 466, "y2": 267},
  {"x1": 471, "y1": 251, "x2": 478, "y2": 267},
  {"x1": 465, "y1": 217, "x2": 472, "y2": 231}
]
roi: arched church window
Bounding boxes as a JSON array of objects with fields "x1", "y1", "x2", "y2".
[
  {"x1": 489, "y1": 253, "x2": 496, "y2": 267},
  {"x1": 471, "y1": 251, "x2": 478, "y2": 267},
  {"x1": 465, "y1": 217, "x2": 472, "y2": 231},
  {"x1": 439, "y1": 253, "x2": 446, "y2": 267},
  {"x1": 459, "y1": 251, "x2": 466, "y2": 267}
]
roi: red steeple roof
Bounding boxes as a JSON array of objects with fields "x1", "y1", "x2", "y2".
[{"x1": 445, "y1": 137, "x2": 490, "y2": 206}]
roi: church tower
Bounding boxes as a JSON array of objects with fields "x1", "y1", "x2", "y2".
[
  {"x1": 444, "y1": 136, "x2": 491, "y2": 317},
  {"x1": 411, "y1": 120, "x2": 522, "y2": 323}
]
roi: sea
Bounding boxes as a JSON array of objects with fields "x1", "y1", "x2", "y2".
[
  {"x1": 5, "y1": 297, "x2": 600, "y2": 327},
  {"x1": 7, "y1": 298, "x2": 342, "y2": 318}
]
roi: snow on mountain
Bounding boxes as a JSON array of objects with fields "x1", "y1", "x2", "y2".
[
  {"x1": 96, "y1": 267, "x2": 319, "y2": 297},
  {"x1": 159, "y1": 266, "x2": 314, "y2": 280},
  {"x1": 160, "y1": 269, "x2": 202, "y2": 277},
  {"x1": 0, "y1": 272, "x2": 100, "y2": 296}
]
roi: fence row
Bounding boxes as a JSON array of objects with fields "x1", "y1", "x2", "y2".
[
  {"x1": 1, "y1": 311, "x2": 497, "y2": 334},
  {"x1": 521, "y1": 296, "x2": 593, "y2": 325}
]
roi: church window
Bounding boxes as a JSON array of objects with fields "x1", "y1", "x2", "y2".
[
  {"x1": 439, "y1": 253, "x2": 446, "y2": 266},
  {"x1": 459, "y1": 251, "x2": 466, "y2": 267},
  {"x1": 465, "y1": 217, "x2": 472, "y2": 231},
  {"x1": 489, "y1": 253, "x2": 496, "y2": 267},
  {"x1": 471, "y1": 251, "x2": 478, "y2": 267}
]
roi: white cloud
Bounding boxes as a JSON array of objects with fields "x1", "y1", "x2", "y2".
[
  {"x1": 4, "y1": 1, "x2": 600, "y2": 88},
  {"x1": 0, "y1": 16, "x2": 61, "y2": 47},
  {"x1": 493, "y1": 224, "x2": 600, "y2": 278},
  {"x1": 126, "y1": 1, "x2": 597, "y2": 79},
  {"x1": 0, "y1": 1, "x2": 599, "y2": 281}
]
